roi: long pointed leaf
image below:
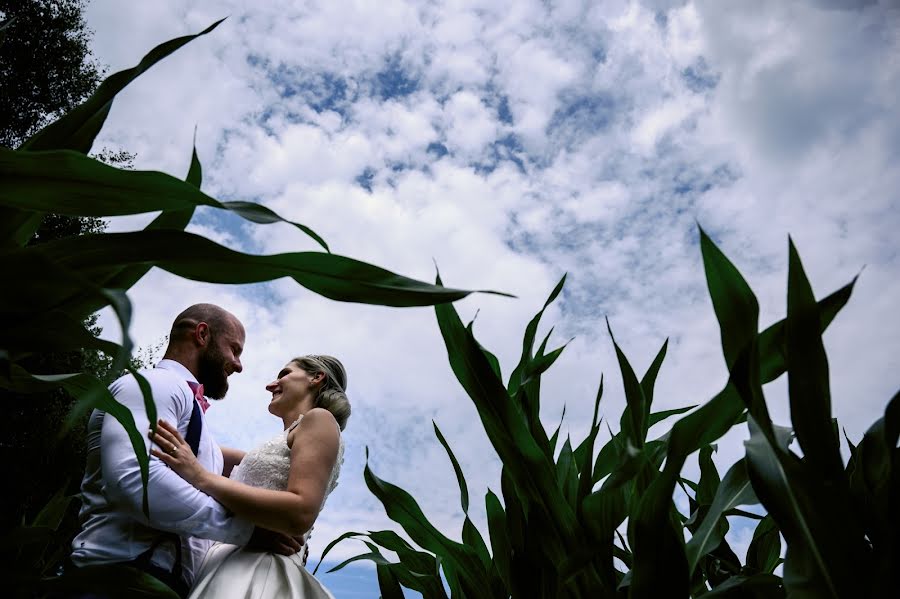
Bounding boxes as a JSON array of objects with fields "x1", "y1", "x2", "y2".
[
  {"x1": 5, "y1": 230, "x2": 498, "y2": 309},
  {"x1": 433, "y1": 421, "x2": 469, "y2": 514},
  {"x1": 22, "y1": 19, "x2": 226, "y2": 153},
  {"x1": 0, "y1": 148, "x2": 329, "y2": 250},
  {"x1": 686, "y1": 458, "x2": 759, "y2": 572}
]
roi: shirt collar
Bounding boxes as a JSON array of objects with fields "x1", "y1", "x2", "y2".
[{"x1": 156, "y1": 359, "x2": 198, "y2": 384}]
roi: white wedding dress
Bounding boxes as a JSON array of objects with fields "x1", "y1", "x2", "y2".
[{"x1": 188, "y1": 417, "x2": 343, "y2": 599}]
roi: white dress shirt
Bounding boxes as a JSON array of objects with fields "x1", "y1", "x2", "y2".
[{"x1": 70, "y1": 359, "x2": 254, "y2": 585}]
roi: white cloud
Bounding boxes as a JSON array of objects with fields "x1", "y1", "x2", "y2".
[{"x1": 85, "y1": 0, "x2": 899, "y2": 573}]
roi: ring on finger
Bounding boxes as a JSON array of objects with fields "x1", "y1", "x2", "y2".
[{"x1": 169, "y1": 445, "x2": 179, "y2": 455}]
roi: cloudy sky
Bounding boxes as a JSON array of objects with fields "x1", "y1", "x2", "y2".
[{"x1": 85, "y1": 0, "x2": 898, "y2": 595}]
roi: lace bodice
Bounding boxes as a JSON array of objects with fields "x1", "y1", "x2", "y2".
[{"x1": 230, "y1": 416, "x2": 343, "y2": 502}]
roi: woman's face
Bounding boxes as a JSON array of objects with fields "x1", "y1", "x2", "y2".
[{"x1": 265, "y1": 362, "x2": 321, "y2": 416}]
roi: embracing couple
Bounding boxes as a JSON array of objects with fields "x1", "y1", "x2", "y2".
[{"x1": 62, "y1": 304, "x2": 349, "y2": 598}]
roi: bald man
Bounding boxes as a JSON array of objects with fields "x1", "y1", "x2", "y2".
[{"x1": 65, "y1": 304, "x2": 303, "y2": 598}]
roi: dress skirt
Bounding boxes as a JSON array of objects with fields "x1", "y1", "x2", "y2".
[{"x1": 188, "y1": 542, "x2": 335, "y2": 599}]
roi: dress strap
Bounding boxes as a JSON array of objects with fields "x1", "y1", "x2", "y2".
[{"x1": 287, "y1": 416, "x2": 303, "y2": 432}]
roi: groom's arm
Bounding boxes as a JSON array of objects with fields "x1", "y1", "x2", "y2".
[{"x1": 100, "y1": 372, "x2": 254, "y2": 545}]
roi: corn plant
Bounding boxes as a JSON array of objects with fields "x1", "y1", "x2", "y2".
[
  {"x1": 0, "y1": 19, "x2": 500, "y2": 596},
  {"x1": 320, "y1": 229, "x2": 896, "y2": 598}
]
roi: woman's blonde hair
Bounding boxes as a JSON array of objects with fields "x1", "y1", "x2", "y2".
[{"x1": 291, "y1": 355, "x2": 351, "y2": 431}]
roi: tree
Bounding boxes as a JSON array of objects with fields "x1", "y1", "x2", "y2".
[
  {"x1": 0, "y1": 0, "x2": 103, "y2": 149},
  {"x1": 0, "y1": 0, "x2": 135, "y2": 536}
]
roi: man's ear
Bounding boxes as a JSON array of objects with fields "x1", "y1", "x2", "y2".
[{"x1": 195, "y1": 322, "x2": 211, "y2": 347}]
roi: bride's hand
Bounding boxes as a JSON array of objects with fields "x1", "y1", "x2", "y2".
[{"x1": 149, "y1": 419, "x2": 209, "y2": 487}]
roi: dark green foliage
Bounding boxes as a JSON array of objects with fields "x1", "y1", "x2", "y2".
[
  {"x1": 0, "y1": 0, "x2": 103, "y2": 149},
  {"x1": 324, "y1": 229, "x2": 894, "y2": 598}
]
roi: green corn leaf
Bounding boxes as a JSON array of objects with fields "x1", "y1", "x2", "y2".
[
  {"x1": 702, "y1": 536, "x2": 743, "y2": 588},
  {"x1": 1, "y1": 309, "x2": 122, "y2": 357},
  {"x1": 556, "y1": 437, "x2": 579, "y2": 506},
  {"x1": 648, "y1": 405, "x2": 697, "y2": 428},
  {"x1": 97, "y1": 287, "x2": 135, "y2": 379},
  {"x1": 485, "y1": 489, "x2": 512, "y2": 593},
  {"x1": 515, "y1": 380, "x2": 555, "y2": 465},
  {"x1": 387, "y1": 563, "x2": 449, "y2": 598},
  {"x1": 785, "y1": 239, "x2": 845, "y2": 481},
  {"x1": 315, "y1": 531, "x2": 444, "y2": 598},
  {"x1": 31, "y1": 485, "x2": 74, "y2": 531},
  {"x1": 697, "y1": 445, "x2": 721, "y2": 506},
  {"x1": 846, "y1": 390, "x2": 899, "y2": 584},
  {"x1": 462, "y1": 516, "x2": 493, "y2": 575},
  {"x1": 362, "y1": 538, "x2": 448, "y2": 597},
  {"x1": 0, "y1": 210, "x2": 42, "y2": 248},
  {"x1": 22, "y1": 19, "x2": 226, "y2": 153},
  {"x1": 686, "y1": 458, "x2": 759, "y2": 572},
  {"x1": 363, "y1": 449, "x2": 491, "y2": 597},
  {"x1": 2, "y1": 365, "x2": 152, "y2": 517},
  {"x1": 608, "y1": 319, "x2": 648, "y2": 450},
  {"x1": 0, "y1": 247, "x2": 123, "y2": 332},
  {"x1": 39, "y1": 562, "x2": 181, "y2": 598},
  {"x1": 679, "y1": 477, "x2": 699, "y2": 496},
  {"x1": 746, "y1": 516, "x2": 782, "y2": 574},
  {"x1": 523, "y1": 340, "x2": 570, "y2": 381},
  {"x1": 549, "y1": 405, "x2": 566, "y2": 454},
  {"x1": 534, "y1": 326, "x2": 555, "y2": 360},
  {"x1": 575, "y1": 375, "x2": 604, "y2": 504},
  {"x1": 82, "y1": 143, "x2": 203, "y2": 312},
  {"x1": 5, "y1": 230, "x2": 496, "y2": 311},
  {"x1": 699, "y1": 226, "x2": 759, "y2": 370},
  {"x1": 582, "y1": 485, "x2": 628, "y2": 592},
  {"x1": 376, "y1": 564, "x2": 406, "y2": 599},
  {"x1": 434, "y1": 274, "x2": 577, "y2": 560},
  {"x1": 433, "y1": 421, "x2": 470, "y2": 513},
  {"x1": 466, "y1": 320, "x2": 503, "y2": 381},
  {"x1": 757, "y1": 276, "x2": 857, "y2": 385},
  {"x1": 639, "y1": 339, "x2": 668, "y2": 438},
  {"x1": 626, "y1": 229, "x2": 767, "y2": 598},
  {"x1": 0, "y1": 147, "x2": 329, "y2": 251},
  {"x1": 366, "y1": 530, "x2": 439, "y2": 576},
  {"x1": 186, "y1": 135, "x2": 203, "y2": 188},
  {"x1": 327, "y1": 548, "x2": 393, "y2": 573},
  {"x1": 312, "y1": 531, "x2": 363, "y2": 575},
  {"x1": 744, "y1": 419, "x2": 860, "y2": 598},
  {"x1": 591, "y1": 426, "x2": 621, "y2": 484},
  {"x1": 628, "y1": 477, "x2": 690, "y2": 598},
  {"x1": 507, "y1": 274, "x2": 565, "y2": 396},
  {"x1": 723, "y1": 507, "x2": 764, "y2": 520},
  {"x1": 499, "y1": 468, "x2": 525, "y2": 557}
]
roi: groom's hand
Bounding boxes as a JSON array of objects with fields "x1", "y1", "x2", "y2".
[{"x1": 246, "y1": 526, "x2": 304, "y2": 556}]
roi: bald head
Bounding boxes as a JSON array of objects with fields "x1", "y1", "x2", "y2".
[
  {"x1": 169, "y1": 303, "x2": 244, "y2": 344},
  {"x1": 164, "y1": 304, "x2": 245, "y2": 399}
]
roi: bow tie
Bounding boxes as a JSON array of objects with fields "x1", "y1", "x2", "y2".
[{"x1": 187, "y1": 381, "x2": 210, "y2": 413}]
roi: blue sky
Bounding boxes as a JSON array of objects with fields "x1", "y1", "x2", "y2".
[{"x1": 86, "y1": 0, "x2": 899, "y2": 595}]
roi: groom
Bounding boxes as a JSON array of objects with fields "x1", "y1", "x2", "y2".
[{"x1": 64, "y1": 304, "x2": 304, "y2": 598}]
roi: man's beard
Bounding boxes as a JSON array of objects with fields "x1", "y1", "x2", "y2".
[{"x1": 197, "y1": 342, "x2": 229, "y2": 399}]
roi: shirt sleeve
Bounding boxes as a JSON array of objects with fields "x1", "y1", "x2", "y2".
[{"x1": 100, "y1": 371, "x2": 254, "y2": 545}]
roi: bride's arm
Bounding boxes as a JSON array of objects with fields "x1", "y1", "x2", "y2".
[
  {"x1": 149, "y1": 408, "x2": 340, "y2": 537},
  {"x1": 220, "y1": 446, "x2": 245, "y2": 477}
]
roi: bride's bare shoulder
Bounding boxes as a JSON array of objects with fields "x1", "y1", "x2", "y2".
[{"x1": 287, "y1": 409, "x2": 339, "y2": 447}]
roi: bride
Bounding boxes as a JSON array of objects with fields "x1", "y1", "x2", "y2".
[{"x1": 149, "y1": 355, "x2": 349, "y2": 599}]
